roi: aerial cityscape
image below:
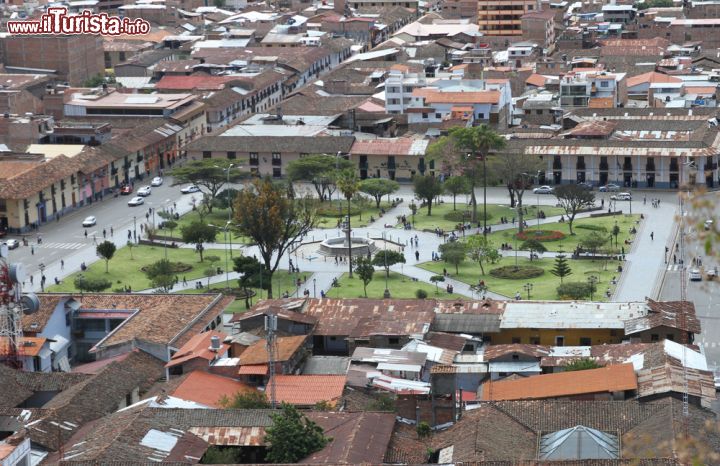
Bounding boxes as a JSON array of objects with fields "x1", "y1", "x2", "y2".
[{"x1": 0, "y1": 0, "x2": 719, "y2": 463}]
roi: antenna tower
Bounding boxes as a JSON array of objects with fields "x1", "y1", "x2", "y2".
[{"x1": 265, "y1": 314, "x2": 278, "y2": 408}]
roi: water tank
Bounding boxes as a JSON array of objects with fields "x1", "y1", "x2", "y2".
[{"x1": 210, "y1": 335, "x2": 221, "y2": 351}]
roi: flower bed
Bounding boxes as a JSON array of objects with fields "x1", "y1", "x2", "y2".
[
  {"x1": 515, "y1": 229, "x2": 566, "y2": 242},
  {"x1": 140, "y1": 261, "x2": 192, "y2": 273},
  {"x1": 489, "y1": 265, "x2": 545, "y2": 279}
]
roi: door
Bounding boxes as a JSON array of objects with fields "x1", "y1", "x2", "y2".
[
  {"x1": 646, "y1": 174, "x2": 655, "y2": 188},
  {"x1": 555, "y1": 336, "x2": 565, "y2": 346},
  {"x1": 599, "y1": 172, "x2": 608, "y2": 185}
]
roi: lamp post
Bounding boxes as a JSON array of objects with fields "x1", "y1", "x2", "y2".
[
  {"x1": 133, "y1": 216, "x2": 137, "y2": 244},
  {"x1": 382, "y1": 231, "x2": 390, "y2": 298},
  {"x1": 216, "y1": 163, "x2": 237, "y2": 257},
  {"x1": 336, "y1": 151, "x2": 343, "y2": 220},
  {"x1": 587, "y1": 275, "x2": 599, "y2": 300},
  {"x1": 209, "y1": 222, "x2": 230, "y2": 291},
  {"x1": 523, "y1": 282, "x2": 533, "y2": 300},
  {"x1": 313, "y1": 278, "x2": 316, "y2": 298}
]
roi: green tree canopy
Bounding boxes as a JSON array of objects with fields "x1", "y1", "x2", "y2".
[
  {"x1": 286, "y1": 154, "x2": 352, "y2": 202},
  {"x1": 354, "y1": 256, "x2": 375, "y2": 297},
  {"x1": 265, "y1": 403, "x2": 329, "y2": 463},
  {"x1": 218, "y1": 390, "x2": 270, "y2": 409},
  {"x1": 143, "y1": 259, "x2": 176, "y2": 292},
  {"x1": 520, "y1": 239, "x2": 547, "y2": 260},
  {"x1": 233, "y1": 255, "x2": 270, "y2": 308},
  {"x1": 234, "y1": 178, "x2": 317, "y2": 298},
  {"x1": 467, "y1": 235, "x2": 501, "y2": 274},
  {"x1": 443, "y1": 176, "x2": 471, "y2": 210},
  {"x1": 96, "y1": 240, "x2": 116, "y2": 273},
  {"x1": 581, "y1": 231, "x2": 608, "y2": 257},
  {"x1": 490, "y1": 150, "x2": 544, "y2": 232},
  {"x1": 413, "y1": 174, "x2": 444, "y2": 215},
  {"x1": 557, "y1": 281, "x2": 596, "y2": 300},
  {"x1": 554, "y1": 184, "x2": 596, "y2": 235},
  {"x1": 371, "y1": 250, "x2": 406, "y2": 277},
  {"x1": 171, "y1": 159, "x2": 246, "y2": 212},
  {"x1": 358, "y1": 178, "x2": 399, "y2": 208},
  {"x1": 181, "y1": 222, "x2": 217, "y2": 261},
  {"x1": 335, "y1": 169, "x2": 360, "y2": 277},
  {"x1": 73, "y1": 274, "x2": 111, "y2": 293},
  {"x1": 550, "y1": 254, "x2": 573, "y2": 283},
  {"x1": 439, "y1": 241, "x2": 467, "y2": 274}
]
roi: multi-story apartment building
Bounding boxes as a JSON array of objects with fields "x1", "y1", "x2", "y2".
[
  {"x1": 559, "y1": 71, "x2": 627, "y2": 109},
  {"x1": 442, "y1": 0, "x2": 478, "y2": 19},
  {"x1": 477, "y1": 0, "x2": 540, "y2": 36}
]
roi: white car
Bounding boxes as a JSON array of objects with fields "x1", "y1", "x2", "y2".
[
  {"x1": 704, "y1": 219, "x2": 714, "y2": 231},
  {"x1": 151, "y1": 177, "x2": 163, "y2": 187},
  {"x1": 533, "y1": 185, "x2": 554, "y2": 194},
  {"x1": 128, "y1": 196, "x2": 145, "y2": 206},
  {"x1": 689, "y1": 269, "x2": 702, "y2": 281},
  {"x1": 82, "y1": 216, "x2": 97, "y2": 227},
  {"x1": 611, "y1": 192, "x2": 632, "y2": 201},
  {"x1": 4, "y1": 239, "x2": 19, "y2": 250},
  {"x1": 181, "y1": 185, "x2": 201, "y2": 194},
  {"x1": 137, "y1": 186, "x2": 152, "y2": 197}
]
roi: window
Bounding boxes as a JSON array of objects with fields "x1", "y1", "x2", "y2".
[
  {"x1": 511, "y1": 337, "x2": 521, "y2": 344},
  {"x1": 530, "y1": 337, "x2": 540, "y2": 344},
  {"x1": 511, "y1": 354, "x2": 519, "y2": 360},
  {"x1": 422, "y1": 112, "x2": 428, "y2": 119},
  {"x1": 388, "y1": 337, "x2": 400, "y2": 345},
  {"x1": 477, "y1": 113, "x2": 485, "y2": 119},
  {"x1": 227, "y1": 151, "x2": 236, "y2": 159},
  {"x1": 125, "y1": 393, "x2": 132, "y2": 406},
  {"x1": 579, "y1": 337, "x2": 591, "y2": 346},
  {"x1": 555, "y1": 336, "x2": 565, "y2": 346},
  {"x1": 250, "y1": 152, "x2": 259, "y2": 166},
  {"x1": 666, "y1": 334, "x2": 675, "y2": 341},
  {"x1": 202, "y1": 151, "x2": 211, "y2": 159},
  {"x1": 272, "y1": 152, "x2": 281, "y2": 166},
  {"x1": 651, "y1": 334, "x2": 660, "y2": 341},
  {"x1": 435, "y1": 113, "x2": 442, "y2": 119},
  {"x1": 600, "y1": 80, "x2": 609, "y2": 88},
  {"x1": 272, "y1": 167, "x2": 281, "y2": 178}
]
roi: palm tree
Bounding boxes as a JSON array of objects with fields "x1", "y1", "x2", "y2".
[
  {"x1": 469, "y1": 125, "x2": 506, "y2": 230},
  {"x1": 336, "y1": 169, "x2": 360, "y2": 278}
]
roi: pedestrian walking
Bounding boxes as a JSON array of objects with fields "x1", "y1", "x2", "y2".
[
  {"x1": 643, "y1": 196, "x2": 646, "y2": 205},
  {"x1": 60, "y1": 260, "x2": 64, "y2": 270},
  {"x1": 415, "y1": 250, "x2": 420, "y2": 261},
  {"x1": 650, "y1": 232, "x2": 654, "y2": 241},
  {"x1": 102, "y1": 229, "x2": 107, "y2": 239},
  {"x1": 93, "y1": 234, "x2": 97, "y2": 244},
  {"x1": 84, "y1": 230, "x2": 88, "y2": 239},
  {"x1": 31, "y1": 245, "x2": 34, "y2": 255},
  {"x1": 673, "y1": 254, "x2": 677, "y2": 264},
  {"x1": 601, "y1": 199, "x2": 604, "y2": 208},
  {"x1": 128, "y1": 229, "x2": 132, "y2": 240},
  {"x1": 182, "y1": 276, "x2": 187, "y2": 286},
  {"x1": 30, "y1": 275, "x2": 33, "y2": 285},
  {"x1": 110, "y1": 226, "x2": 114, "y2": 236}
]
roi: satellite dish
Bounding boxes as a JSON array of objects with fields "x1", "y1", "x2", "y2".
[
  {"x1": 9, "y1": 263, "x2": 25, "y2": 284},
  {"x1": 20, "y1": 293, "x2": 40, "y2": 315}
]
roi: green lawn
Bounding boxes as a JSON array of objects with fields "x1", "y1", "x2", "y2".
[
  {"x1": 409, "y1": 202, "x2": 565, "y2": 232},
  {"x1": 176, "y1": 272, "x2": 308, "y2": 313},
  {"x1": 487, "y1": 214, "x2": 641, "y2": 254},
  {"x1": 153, "y1": 207, "x2": 250, "y2": 245},
  {"x1": 333, "y1": 271, "x2": 464, "y2": 299},
  {"x1": 419, "y1": 256, "x2": 621, "y2": 301},
  {"x1": 47, "y1": 244, "x2": 227, "y2": 293},
  {"x1": 313, "y1": 199, "x2": 393, "y2": 229}
]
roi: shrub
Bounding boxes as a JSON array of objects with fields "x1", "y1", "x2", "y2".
[
  {"x1": 140, "y1": 261, "x2": 192, "y2": 273},
  {"x1": 489, "y1": 265, "x2": 544, "y2": 279},
  {"x1": 415, "y1": 289, "x2": 428, "y2": 299},
  {"x1": 575, "y1": 224, "x2": 608, "y2": 232},
  {"x1": 443, "y1": 210, "x2": 493, "y2": 222},
  {"x1": 317, "y1": 204, "x2": 361, "y2": 217},
  {"x1": 417, "y1": 421, "x2": 431, "y2": 438},
  {"x1": 557, "y1": 281, "x2": 596, "y2": 300},
  {"x1": 515, "y1": 230, "x2": 566, "y2": 242}
]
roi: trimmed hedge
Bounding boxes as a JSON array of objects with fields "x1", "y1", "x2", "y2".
[
  {"x1": 575, "y1": 224, "x2": 608, "y2": 232},
  {"x1": 515, "y1": 230, "x2": 566, "y2": 242},
  {"x1": 489, "y1": 265, "x2": 545, "y2": 279},
  {"x1": 443, "y1": 210, "x2": 492, "y2": 222},
  {"x1": 317, "y1": 205, "x2": 362, "y2": 217}
]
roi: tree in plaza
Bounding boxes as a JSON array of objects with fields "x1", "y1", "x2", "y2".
[
  {"x1": 557, "y1": 281, "x2": 596, "y2": 300},
  {"x1": 520, "y1": 239, "x2": 547, "y2": 261},
  {"x1": 234, "y1": 178, "x2": 317, "y2": 299},
  {"x1": 371, "y1": 250, "x2": 406, "y2": 278},
  {"x1": 490, "y1": 149, "x2": 544, "y2": 233},
  {"x1": 430, "y1": 275, "x2": 445, "y2": 294},
  {"x1": 264, "y1": 403, "x2": 329, "y2": 463},
  {"x1": 336, "y1": 169, "x2": 360, "y2": 278},
  {"x1": 413, "y1": 174, "x2": 444, "y2": 215},
  {"x1": 439, "y1": 241, "x2": 467, "y2": 274},
  {"x1": 96, "y1": 240, "x2": 116, "y2": 273},
  {"x1": 144, "y1": 259, "x2": 176, "y2": 292},
  {"x1": 181, "y1": 222, "x2": 217, "y2": 262},
  {"x1": 467, "y1": 235, "x2": 501, "y2": 275},
  {"x1": 127, "y1": 240, "x2": 135, "y2": 260},
  {"x1": 286, "y1": 154, "x2": 352, "y2": 203},
  {"x1": 443, "y1": 176, "x2": 471, "y2": 211},
  {"x1": 581, "y1": 232, "x2": 608, "y2": 257},
  {"x1": 233, "y1": 255, "x2": 271, "y2": 308},
  {"x1": 74, "y1": 274, "x2": 111, "y2": 293},
  {"x1": 359, "y1": 178, "x2": 399, "y2": 209},
  {"x1": 554, "y1": 184, "x2": 596, "y2": 235},
  {"x1": 611, "y1": 224, "x2": 621, "y2": 248},
  {"x1": 162, "y1": 220, "x2": 178, "y2": 239},
  {"x1": 214, "y1": 188, "x2": 241, "y2": 216},
  {"x1": 550, "y1": 253, "x2": 572, "y2": 283},
  {"x1": 354, "y1": 256, "x2": 375, "y2": 298},
  {"x1": 171, "y1": 159, "x2": 245, "y2": 212},
  {"x1": 427, "y1": 126, "x2": 506, "y2": 224}
]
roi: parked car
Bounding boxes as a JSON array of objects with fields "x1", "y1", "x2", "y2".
[
  {"x1": 689, "y1": 269, "x2": 702, "y2": 281},
  {"x1": 599, "y1": 184, "x2": 621, "y2": 192},
  {"x1": 151, "y1": 177, "x2": 163, "y2": 187},
  {"x1": 533, "y1": 185, "x2": 554, "y2": 194},
  {"x1": 82, "y1": 216, "x2": 97, "y2": 227},
  {"x1": 4, "y1": 239, "x2": 19, "y2": 250},
  {"x1": 704, "y1": 219, "x2": 714, "y2": 231},
  {"x1": 181, "y1": 185, "x2": 201, "y2": 194},
  {"x1": 120, "y1": 185, "x2": 133, "y2": 195},
  {"x1": 137, "y1": 186, "x2": 152, "y2": 197},
  {"x1": 577, "y1": 182, "x2": 593, "y2": 191},
  {"x1": 128, "y1": 196, "x2": 145, "y2": 206},
  {"x1": 611, "y1": 192, "x2": 632, "y2": 201}
]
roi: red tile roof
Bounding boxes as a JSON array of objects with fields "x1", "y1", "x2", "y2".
[
  {"x1": 155, "y1": 75, "x2": 236, "y2": 91},
  {"x1": 269, "y1": 375, "x2": 346, "y2": 406},
  {"x1": 0, "y1": 337, "x2": 47, "y2": 357},
  {"x1": 482, "y1": 364, "x2": 637, "y2": 401},
  {"x1": 626, "y1": 71, "x2": 682, "y2": 88},
  {"x1": 238, "y1": 364, "x2": 269, "y2": 375},
  {"x1": 166, "y1": 330, "x2": 229, "y2": 368},
  {"x1": 171, "y1": 371, "x2": 255, "y2": 408},
  {"x1": 526, "y1": 73, "x2": 548, "y2": 88},
  {"x1": 238, "y1": 335, "x2": 306, "y2": 366}
]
